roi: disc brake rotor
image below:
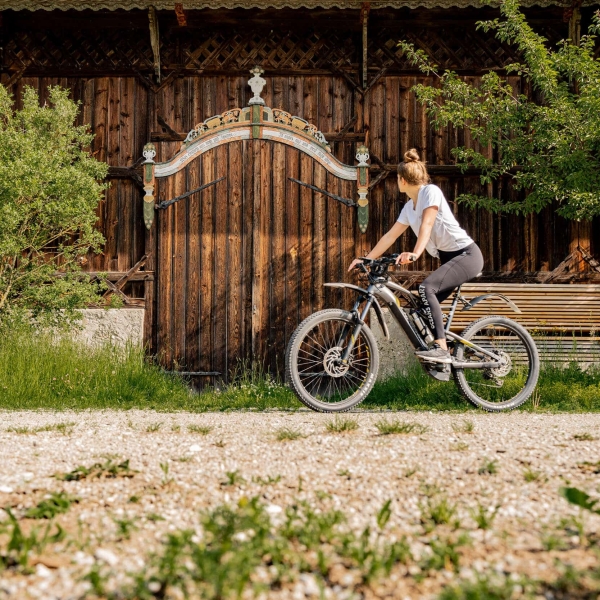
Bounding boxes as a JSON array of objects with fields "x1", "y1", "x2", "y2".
[
  {"x1": 323, "y1": 347, "x2": 350, "y2": 377},
  {"x1": 484, "y1": 350, "x2": 512, "y2": 381}
]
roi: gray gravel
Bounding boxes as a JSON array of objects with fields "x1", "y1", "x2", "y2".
[{"x1": 0, "y1": 410, "x2": 599, "y2": 599}]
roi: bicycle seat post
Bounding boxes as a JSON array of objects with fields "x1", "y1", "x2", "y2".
[{"x1": 445, "y1": 285, "x2": 463, "y2": 334}]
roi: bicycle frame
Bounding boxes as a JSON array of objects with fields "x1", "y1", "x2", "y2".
[{"x1": 325, "y1": 280, "x2": 505, "y2": 371}]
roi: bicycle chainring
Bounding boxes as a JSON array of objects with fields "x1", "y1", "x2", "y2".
[{"x1": 323, "y1": 347, "x2": 350, "y2": 377}]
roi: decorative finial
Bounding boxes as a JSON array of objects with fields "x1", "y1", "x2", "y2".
[
  {"x1": 356, "y1": 144, "x2": 370, "y2": 167},
  {"x1": 248, "y1": 66, "x2": 266, "y2": 106},
  {"x1": 143, "y1": 142, "x2": 157, "y2": 163}
]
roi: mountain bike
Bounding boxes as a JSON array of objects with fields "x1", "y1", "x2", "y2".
[{"x1": 285, "y1": 254, "x2": 540, "y2": 413}]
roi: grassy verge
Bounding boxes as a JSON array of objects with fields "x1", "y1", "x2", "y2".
[{"x1": 0, "y1": 328, "x2": 598, "y2": 412}]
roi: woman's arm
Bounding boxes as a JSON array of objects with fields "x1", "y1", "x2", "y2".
[
  {"x1": 413, "y1": 206, "x2": 438, "y2": 257},
  {"x1": 348, "y1": 221, "x2": 408, "y2": 271},
  {"x1": 397, "y1": 206, "x2": 438, "y2": 264}
]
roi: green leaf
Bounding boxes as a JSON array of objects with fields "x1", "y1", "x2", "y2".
[
  {"x1": 376, "y1": 500, "x2": 392, "y2": 529},
  {"x1": 559, "y1": 487, "x2": 600, "y2": 514}
]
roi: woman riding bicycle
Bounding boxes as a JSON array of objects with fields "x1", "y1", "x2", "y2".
[{"x1": 348, "y1": 148, "x2": 484, "y2": 364}]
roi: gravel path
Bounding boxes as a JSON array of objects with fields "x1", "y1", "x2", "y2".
[{"x1": 0, "y1": 410, "x2": 599, "y2": 599}]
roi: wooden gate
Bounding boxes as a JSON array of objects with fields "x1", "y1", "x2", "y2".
[{"x1": 142, "y1": 73, "x2": 369, "y2": 380}]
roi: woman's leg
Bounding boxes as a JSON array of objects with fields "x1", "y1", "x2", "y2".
[{"x1": 418, "y1": 244, "x2": 484, "y2": 349}]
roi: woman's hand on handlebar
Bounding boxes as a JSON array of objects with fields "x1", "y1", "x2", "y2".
[
  {"x1": 396, "y1": 252, "x2": 419, "y2": 265},
  {"x1": 347, "y1": 258, "x2": 365, "y2": 272}
]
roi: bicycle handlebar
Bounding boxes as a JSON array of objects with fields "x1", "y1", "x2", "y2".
[{"x1": 354, "y1": 253, "x2": 416, "y2": 278}]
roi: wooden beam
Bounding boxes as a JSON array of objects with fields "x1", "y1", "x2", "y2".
[
  {"x1": 360, "y1": 2, "x2": 371, "y2": 90},
  {"x1": 174, "y1": 3, "x2": 188, "y2": 27},
  {"x1": 107, "y1": 166, "x2": 144, "y2": 189},
  {"x1": 148, "y1": 6, "x2": 161, "y2": 82}
]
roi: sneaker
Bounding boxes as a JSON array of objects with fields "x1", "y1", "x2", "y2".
[{"x1": 414, "y1": 344, "x2": 452, "y2": 364}]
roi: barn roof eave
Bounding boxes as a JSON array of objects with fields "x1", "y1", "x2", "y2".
[{"x1": 0, "y1": 0, "x2": 591, "y2": 10}]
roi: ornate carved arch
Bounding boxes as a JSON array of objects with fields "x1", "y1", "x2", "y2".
[{"x1": 141, "y1": 69, "x2": 370, "y2": 232}]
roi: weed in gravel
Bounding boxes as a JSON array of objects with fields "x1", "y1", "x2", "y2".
[
  {"x1": 171, "y1": 424, "x2": 181, "y2": 433},
  {"x1": 146, "y1": 422, "x2": 162, "y2": 433},
  {"x1": 375, "y1": 419, "x2": 428, "y2": 435},
  {"x1": 222, "y1": 470, "x2": 245, "y2": 486},
  {"x1": 572, "y1": 432, "x2": 597, "y2": 441},
  {"x1": 326, "y1": 417, "x2": 359, "y2": 433},
  {"x1": 577, "y1": 461, "x2": 600, "y2": 474},
  {"x1": 6, "y1": 426, "x2": 32, "y2": 434},
  {"x1": 55, "y1": 459, "x2": 136, "y2": 481},
  {"x1": 146, "y1": 512, "x2": 165, "y2": 522},
  {"x1": 420, "y1": 496, "x2": 458, "y2": 532},
  {"x1": 337, "y1": 469, "x2": 351, "y2": 478},
  {"x1": 420, "y1": 533, "x2": 470, "y2": 573},
  {"x1": 0, "y1": 509, "x2": 65, "y2": 572},
  {"x1": 7, "y1": 422, "x2": 75, "y2": 435},
  {"x1": 213, "y1": 439, "x2": 226, "y2": 448},
  {"x1": 470, "y1": 502, "x2": 498, "y2": 530},
  {"x1": 251, "y1": 475, "x2": 282, "y2": 486},
  {"x1": 450, "y1": 442, "x2": 469, "y2": 451},
  {"x1": 438, "y1": 574, "x2": 525, "y2": 599},
  {"x1": 560, "y1": 487, "x2": 600, "y2": 516},
  {"x1": 523, "y1": 468, "x2": 544, "y2": 482},
  {"x1": 84, "y1": 565, "x2": 108, "y2": 597},
  {"x1": 83, "y1": 496, "x2": 487, "y2": 598},
  {"x1": 404, "y1": 467, "x2": 418, "y2": 478},
  {"x1": 24, "y1": 492, "x2": 76, "y2": 519},
  {"x1": 541, "y1": 529, "x2": 568, "y2": 551},
  {"x1": 478, "y1": 458, "x2": 499, "y2": 475},
  {"x1": 173, "y1": 455, "x2": 193, "y2": 463},
  {"x1": 275, "y1": 427, "x2": 305, "y2": 441},
  {"x1": 160, "y1": 462, "x2": 174, "y2": 486},
  {"x1": 451, "y1": 420, "x2": 474, "y2": 434},
  {"x1": 128, "y1": 495, "x2": 140, "y2": 503},
  {"x1": 113, "y1": 516, "x2": 139, "y2": 540},
  {"x1": 188, "y1": 424, "x2": 213, "y2": 434},
  {"x1": 36, "y1": 422, "x2": 75, "y2": 435}
]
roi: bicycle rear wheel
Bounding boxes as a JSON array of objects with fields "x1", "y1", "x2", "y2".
[
  {"x1": 453, "y1": 316, "x2": 540, "y2": 411},
  {"x1": 285, "y1": 309, "x2": 379, "y2": 412}
]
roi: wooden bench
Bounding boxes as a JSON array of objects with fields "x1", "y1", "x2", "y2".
[{"x1": 442, "y1": 283, "x2": 600, "y2": 367}]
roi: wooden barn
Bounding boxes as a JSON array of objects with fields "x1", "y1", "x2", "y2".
[{"x1": 1, "y1": 0, "x2": 599, "y2": 380}]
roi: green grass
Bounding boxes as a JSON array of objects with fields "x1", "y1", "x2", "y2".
[
  {"x1": 24, "y1": 492, "x2": 76, "y2": 519},
  {"x1": 275, "y1": 427, "x2": 305, "y2": 441},
  {"x1": 325, "y1": 417, "x2": 359, "y2": 433},
  {"x1": 375, "y1": 419, "x2": 428, "y2": 435},
  {"x1": 54, "y1": 459, "x2": 135, "y2": 481},
  {"x1": 188, "y1": 424, "x2": 213, "y2": 435},
  {"x1": 0, "y1": 328, "x2": 598, "y2": 412}
]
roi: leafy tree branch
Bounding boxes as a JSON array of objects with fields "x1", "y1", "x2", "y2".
[
  {"x1": 0, "y1": 85, "x2": 110, "y2": 326},
  {"x1": 399, "y1": 0, "x2": 600, "y2": 219}
]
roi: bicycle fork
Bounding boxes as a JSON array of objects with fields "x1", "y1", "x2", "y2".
[{"x1": 338, "y1": 295, "x2": 375, "y2": 364}]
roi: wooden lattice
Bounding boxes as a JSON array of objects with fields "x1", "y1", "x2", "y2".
[{"x1": 3, "y1": 23, "x2": 567, "y2": 83}]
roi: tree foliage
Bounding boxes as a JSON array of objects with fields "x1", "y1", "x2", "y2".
[
  {"x1": 399, "y1": 0, "x2": 600, "y2": 219},
  {"x1": 0, "y1": 85, "x2": 108, "y2": 325}
]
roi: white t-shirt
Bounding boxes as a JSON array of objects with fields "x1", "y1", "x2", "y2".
[{"x1": 396, "y1": 184, "x2": 473, "y2": 258}]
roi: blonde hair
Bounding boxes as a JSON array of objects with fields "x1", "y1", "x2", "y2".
[{"x1": 397, "y1": 148, "x2": 431, "y2": 186}]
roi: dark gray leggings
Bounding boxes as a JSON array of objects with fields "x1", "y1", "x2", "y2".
[{"x1": 418, "y1": 243, "x2": 484, "y2": 340}]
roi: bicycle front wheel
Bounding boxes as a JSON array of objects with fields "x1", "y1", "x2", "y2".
[
  {"x1": 453, "y1": 316, "x2": 540, "y2": 412},
  {"x1": 285, "y1": 309, "x2": 379, "y2": 412}
]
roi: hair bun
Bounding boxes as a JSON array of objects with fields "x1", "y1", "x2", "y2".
[{"x1": 403, "y1": 148, "x2": 420, "y2": 163}]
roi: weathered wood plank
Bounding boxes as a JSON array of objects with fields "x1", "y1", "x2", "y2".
[
  {"x1": 172, "y1": 79, "x2": 189, "y2": 374},
  {"x1": 227, "y1": 140, "x2": 244, "y2": 378},
  {"x1": 213, "y1": 74, "x2": 229, "y2": 377}
]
